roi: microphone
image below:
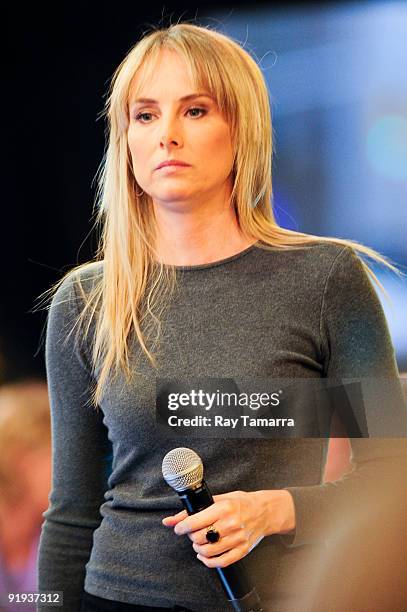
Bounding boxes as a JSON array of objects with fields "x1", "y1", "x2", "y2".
[{"x1": 162, "y1": 447, "x2": 263, "y2": 612}]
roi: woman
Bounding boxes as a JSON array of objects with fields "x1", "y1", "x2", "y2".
[{"x1": 37, "y1": 23, "x2": 407, "y2": 612}]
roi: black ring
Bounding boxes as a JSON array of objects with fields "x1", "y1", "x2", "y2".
[{"x1": 206, "y1": 526, "x2": 220, "y2": 544}]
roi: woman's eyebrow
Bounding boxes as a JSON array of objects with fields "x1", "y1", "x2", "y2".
[{"x1": 130, "y1": 92, "x2": 213, "y2": 110}]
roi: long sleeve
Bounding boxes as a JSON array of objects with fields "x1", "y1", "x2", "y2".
[
  {"x1": 281, "y1": 246, "x2": 407, "y2": 548},
  {"x1": 37, "y1": 274, "x2": 112, "y2": 611}
]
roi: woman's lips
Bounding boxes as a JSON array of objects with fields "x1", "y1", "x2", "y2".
[
  {"x1": 156, "y1": 163, "x2": 191, "y2": 171},
  {"x1": 156, "y1": 161, "x2": 191, "y2": 170}
]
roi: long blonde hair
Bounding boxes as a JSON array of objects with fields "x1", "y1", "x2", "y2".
[{"x1": 36, "y1": 23, "x2": 402, "y2": 408}]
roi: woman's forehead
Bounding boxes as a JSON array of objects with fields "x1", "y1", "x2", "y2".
[{"x1": 128, "y1": 49, "x2": 206, "y2": 101}]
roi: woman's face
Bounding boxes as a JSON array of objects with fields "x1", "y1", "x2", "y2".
[{"x1": 127, "y1": 49, "x2": 234, "y2": 213}]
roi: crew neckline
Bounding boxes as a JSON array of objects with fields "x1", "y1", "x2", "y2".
[{"x1": 160, "y1": 240, "x2": 260, "y2": 271}]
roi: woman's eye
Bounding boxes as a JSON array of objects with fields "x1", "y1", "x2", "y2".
[
  {"x1": 135, "y1": 112, "x2": 154, "y2": 123},
  {"x1": 134, "y1": 107, "x2": 207, "y2": 123},
  {"x1": 187, "y1": 107, "x2": 207, "y2": 118}
]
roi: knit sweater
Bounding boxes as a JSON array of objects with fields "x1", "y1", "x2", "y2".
[{"x1": 37, "y1": 241, "x2": 407, "y2": 612}]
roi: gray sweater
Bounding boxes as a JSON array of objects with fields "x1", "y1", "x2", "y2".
[{"x1": 37, "y1": 241, "x2": 407, "y2": 612}]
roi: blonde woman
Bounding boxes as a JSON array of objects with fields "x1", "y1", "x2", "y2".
[{"x1": 37, "y1": 23, "x2": 407, "y2": 612}]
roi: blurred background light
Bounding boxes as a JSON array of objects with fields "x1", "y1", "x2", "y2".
[{"x1": 366, "y1": 115, "x2": 407, "y2": 181}]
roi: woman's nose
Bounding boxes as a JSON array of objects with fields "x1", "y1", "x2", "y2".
[
  {"x1": 160, "y1": 118, "x2": 183, "y2": 148},
  {"x1": 160, "y1": 135, "x2": 180, "y2": 148}
]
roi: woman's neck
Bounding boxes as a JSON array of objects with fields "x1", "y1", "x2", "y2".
[{"x1": 152, "y1": 196, "x2": 256, "y2": 266}]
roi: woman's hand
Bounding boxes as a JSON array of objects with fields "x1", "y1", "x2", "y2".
[{"x1": 162, "y1": 489, "x2": 296, "y2": 568}]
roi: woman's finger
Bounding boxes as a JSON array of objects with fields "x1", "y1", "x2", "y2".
[
  {"x1": 173, "y1": 503, "x2": 231, "y2": 535},
  {"x1": 212, "y1": 491, "x2": 243, "y2": 502},
  {"x1": 188, "y1": 519, "x2": 244, "y2": 545},
  {"x1": 192, "y1": 530, "x2": 247, "y2": 558},
  {"x1": 197, "y1": 542, "x2": 250, "y2": 568},
  {"x1": 162, "y1": 509, "x2": 188, "y2": 526}
]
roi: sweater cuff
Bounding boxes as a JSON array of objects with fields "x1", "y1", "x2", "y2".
[{"x1": 278, "y1": 486, "x2": 328, "y2": 548}]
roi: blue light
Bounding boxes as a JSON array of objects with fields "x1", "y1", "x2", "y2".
[{"x1": 366, "y1": 115, "x2": 407, "y2": 181}]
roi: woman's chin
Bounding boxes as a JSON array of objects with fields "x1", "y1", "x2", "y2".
[{"x1": 152, "y1": 195, "x2": 198, "y2": 212}]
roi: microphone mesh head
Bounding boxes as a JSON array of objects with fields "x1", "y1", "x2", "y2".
[{"x1": 162, "y1": 447, "x2": 204, "y2": 492}]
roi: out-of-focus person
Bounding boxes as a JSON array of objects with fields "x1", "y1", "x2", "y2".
[
  {"x1": 0, "y1": 380, "x2": 51, "y2": 612},
  {"x1": 323, "y1": 374, "x2": 407, "y2": 484},
  {"x1": 298, "y1": 373, "x2": 407, "y2": 611},
  {"x1": 323, "y1": 412, "x2": 352, "y2": 483}
]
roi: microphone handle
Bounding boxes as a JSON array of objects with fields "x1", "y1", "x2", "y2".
[{"x1": 178, "y1": 481, "x2": 263, "y2": 612}]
